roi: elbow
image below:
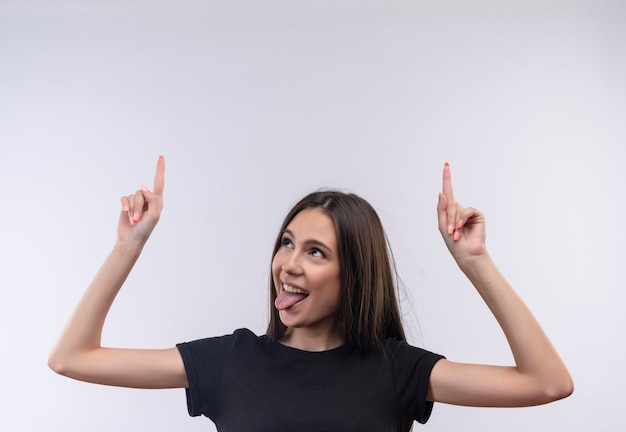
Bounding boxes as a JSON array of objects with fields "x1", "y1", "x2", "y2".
[
  {"x1": 540, "y1": 372, "x2": 574, "y2": 404},
  {"x1": 48, "y1": 348, "x2": 104, "y2": 383},
  {"x1": 48, "y1": 346, "x2": 78, "y2": 378},
  {"x1": 553, "y1": 375, "x2": 574, "y2": 401},
  {"x1": 47, "y1": 350, "x2": 68, "y2": 376}
]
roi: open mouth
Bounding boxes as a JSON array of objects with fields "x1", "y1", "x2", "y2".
[
  {"x1": 283, "y1": 283, "x2": 308, "y2": 295},
  {"x1": 275, "y1": 283, "x2": 309, "y2": 310}
]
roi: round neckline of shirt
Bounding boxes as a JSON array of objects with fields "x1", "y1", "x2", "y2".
[{"x1": 271, "y1": 338, "x2": 354, "y2": 359}]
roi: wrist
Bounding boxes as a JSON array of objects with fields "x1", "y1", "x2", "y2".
[
  {"x1": 113, "y1": 240, "x2": 145, "y2": 258},
  {"x1": 456, "y1": 251, "x2": 492, "y2": 275}
]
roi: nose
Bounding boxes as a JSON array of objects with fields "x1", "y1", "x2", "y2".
[{"x1": 282, "y1": 250, "x2": 303, "y2": 275}]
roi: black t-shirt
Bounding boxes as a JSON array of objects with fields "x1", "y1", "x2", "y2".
[{"x1": 177, "y1": 328, "x2": 444, "y2": 432}]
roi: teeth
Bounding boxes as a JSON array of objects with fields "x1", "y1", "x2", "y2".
[{"x1": 283, "y1": 284, "x2": 307, "y2": 295}]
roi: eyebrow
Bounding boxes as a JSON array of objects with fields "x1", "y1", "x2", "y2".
[{"x1": 282, "y1": 229, "x2": 333, "y2": 253}]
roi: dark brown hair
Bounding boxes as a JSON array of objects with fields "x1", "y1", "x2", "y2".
[{"x1": 267, "y1": 190, "x2": 406, "y2": 350}]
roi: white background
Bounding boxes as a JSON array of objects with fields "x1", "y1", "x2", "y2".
[{"x1": 1, "y1": 1, "x2": 624, "y2": 431}]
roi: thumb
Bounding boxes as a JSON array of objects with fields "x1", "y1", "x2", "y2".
[{"x1": 138, "y1": 184, "x2": 163, "y2": 218}]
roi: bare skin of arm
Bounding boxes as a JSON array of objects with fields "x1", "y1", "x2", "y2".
[
  {"x1": 48, "y1": 156, "x2": 188, "y2": 389},
  {"x1": 427, "y1": 163, "x2": 573, "y2": 407}
]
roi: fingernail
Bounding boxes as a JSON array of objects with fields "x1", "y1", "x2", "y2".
[
  {"x1": 444, "y1": 162, "x2": 450, "y2": 168},
  {"x1": 457, "y1": 220, "x2": 463, "y2": 228},
  {"x1": 454, "y1": 231, "x2": 460, "y2": 241},
  {"x1": 140, "y1": 184, "x2": 149, "y2": 192},
  {"x1": 447, "y1": 223, "x2": 454, "y2": 234}
]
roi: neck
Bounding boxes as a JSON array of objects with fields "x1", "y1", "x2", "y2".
[{"x1": 279, "y1": 327, "x2": 345, "y2": 352}]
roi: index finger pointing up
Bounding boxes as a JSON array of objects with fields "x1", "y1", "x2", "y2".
[
  {"x1": 153, "y1": 155, "x2": 165, "y2": 196},
  {"x1": 442, "y1": 161, "x2": 454, "y2": 201}
]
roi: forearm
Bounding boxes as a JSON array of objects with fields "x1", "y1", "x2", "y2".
[
  {"x1": 48, "y1": 241, "x2": 144, "y2": 373},
  {"x1": 459, "y1": 254, "x2": 573, "y2": 396}
]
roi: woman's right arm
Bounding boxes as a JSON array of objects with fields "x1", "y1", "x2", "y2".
[{"x1": 48, "y1": 156, "x2": 188, "y2": 389}]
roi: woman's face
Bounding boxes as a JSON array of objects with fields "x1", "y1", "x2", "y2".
[{"x1": 272, "y1": 208, "x2": 342, "y2": 335}]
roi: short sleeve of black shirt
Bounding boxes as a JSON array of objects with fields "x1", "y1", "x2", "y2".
[{"x1": 384, "y1": 338, "x2": 444, "y2": 424}]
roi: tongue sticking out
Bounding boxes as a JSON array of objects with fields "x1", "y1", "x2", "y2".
[{"x1": 275, "y1": 291, "x2": 308, "y2": 310}]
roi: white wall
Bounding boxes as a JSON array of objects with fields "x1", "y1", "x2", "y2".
[{"x1": 1, "y1": 1, "x2": 624, "y2": 431}]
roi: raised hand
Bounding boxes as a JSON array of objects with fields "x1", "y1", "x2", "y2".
[
  {"x1": 436, "y1": 162, "x2": 487, "y2": 267},
  {"x1": 117, "y1": 156, "x2": 165, "y2": 246}
]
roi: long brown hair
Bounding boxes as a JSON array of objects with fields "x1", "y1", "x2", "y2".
[{"x1": 267, "y1": 190, "x2": 406, "y2": 350}]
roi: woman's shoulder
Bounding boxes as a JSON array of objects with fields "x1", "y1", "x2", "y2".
[
  {"x1": 232, "y1": 327, "x2": 263, "y2": 339},
  {"x1": 177, "y1": 328, "x2": 265, "y2": 352},
  {"x1": 381, "y1": 337, "x2": 445, "y2": 363}
]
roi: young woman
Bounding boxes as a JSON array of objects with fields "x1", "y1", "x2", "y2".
[{"x1": 48, "y1": 156, "x2": 573, "y2": 431}]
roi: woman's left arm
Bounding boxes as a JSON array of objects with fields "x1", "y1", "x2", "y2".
[{"x1": 427, "y1": 163, "x2": 573, "y2": 407}]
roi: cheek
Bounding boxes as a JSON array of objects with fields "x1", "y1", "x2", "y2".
[
  {"x1": 332, "y1": 272, "x2": 343, "y2": 303},
  {"x1": 320, "y1": 270, "x2": 342, "y2": 299},
  {"x1": 271, "y1": 255, "x2": 281, "y2": 280}
]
